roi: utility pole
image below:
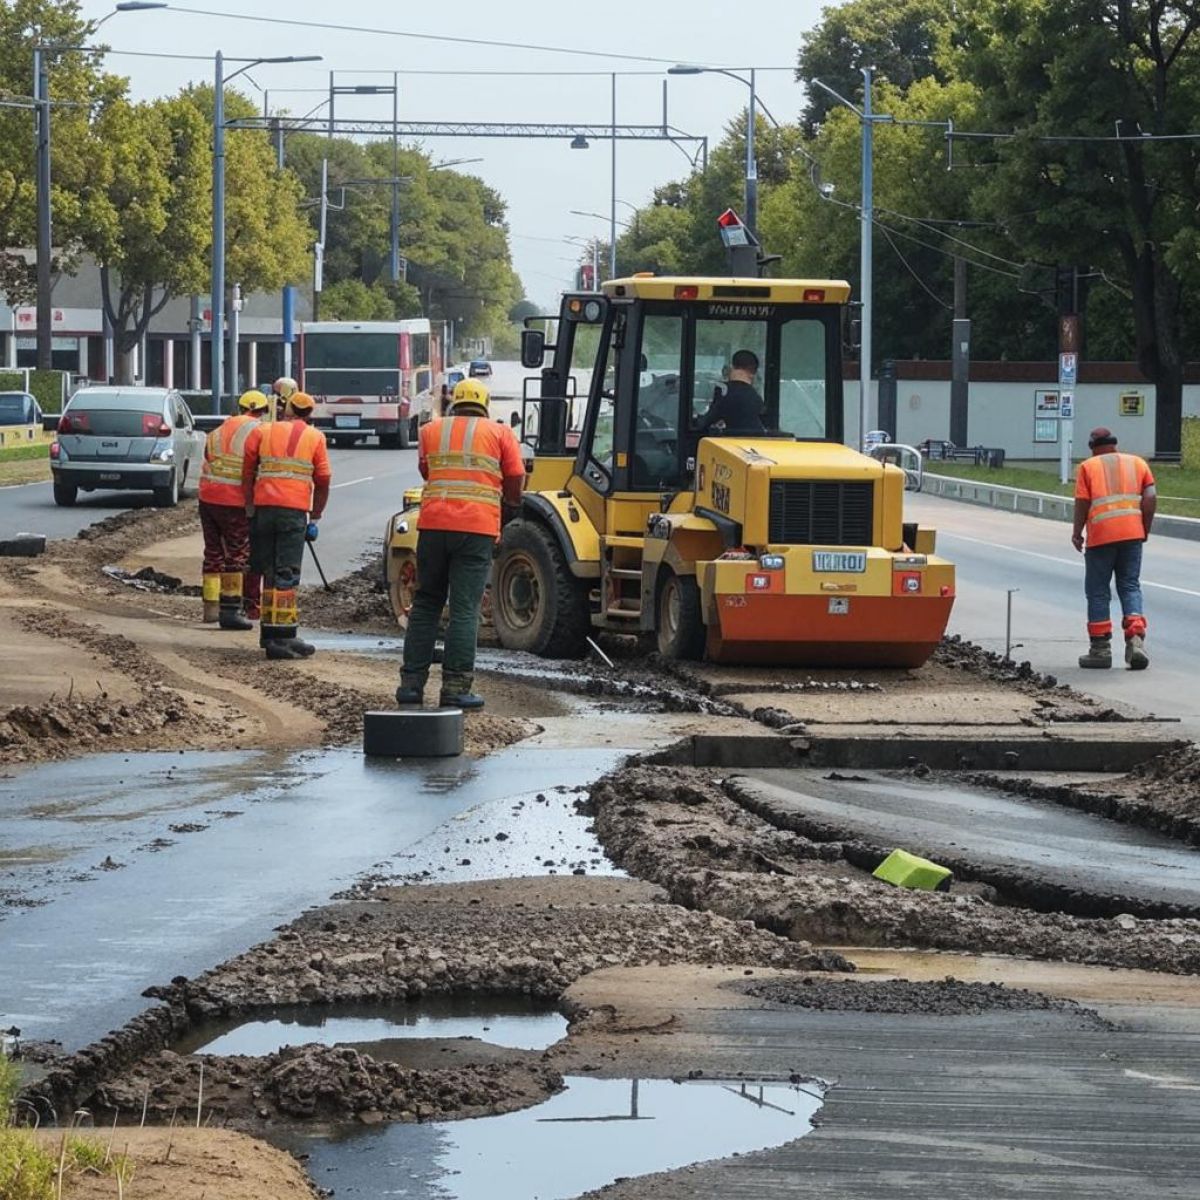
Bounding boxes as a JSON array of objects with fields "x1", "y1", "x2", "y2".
[
  {"x1": 34, "y1": 48, "x2": 52, "y2": 372},
  {"x1": 391, "y1": 71, "x2": 402, "y2": 282},
  {"x1": 858, "y1": 67, "x2": 874, "y2": 451},
  {"x1": 746, "y1": 68, "x2": 758, "y2": 237},
  {"x1": 211, "y1": 50, "x2": 226, "y2": 414},
  {"x1": 610, "y1": 73, "x2": 617, "y2": 278},
  {"x1": 949, "y1": 257, "x2": 970, "y2": 446}
]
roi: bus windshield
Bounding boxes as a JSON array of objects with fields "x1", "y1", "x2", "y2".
[{"x1": 304, "y1": 333, "x2": 397, "y2": 369}]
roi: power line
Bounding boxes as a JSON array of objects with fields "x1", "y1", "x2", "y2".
[
  {"x1": 877, "y1": 223, "x2": 952, "y2": 310},
  {"x1": 166, "y1": 6, "x2": 791, "y2": 68}
]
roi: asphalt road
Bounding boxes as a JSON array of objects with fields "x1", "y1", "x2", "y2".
[
  {"x1": 910, "y1": 492, "x2": 1200, "y2": 734},
  {"x1": 0, "y1": 445, "x2": 422, "y2": 580}
]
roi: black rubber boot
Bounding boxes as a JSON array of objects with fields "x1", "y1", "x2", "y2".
[
  {"x1": 440, "y1": 691, "x2": 485, "y2": 710},
  {"x1": 265, "y1": 639, "x2": 303, "y2": 660},
  {"x1": 219, "y1": 611, "x2": 254, "y2": 631},
  {"x1": 1078, "y1": 635, "x2": 1112, "y2": 669},
  {"x1": 289, "y1": 636, "x2": 316, "y2": 658},
  {"x1": 1125, "y1": 634, "x2": 1149, "y2": 670},
  {"x1": 395, "y1": 685, "x2": 424, "y2": 706}
]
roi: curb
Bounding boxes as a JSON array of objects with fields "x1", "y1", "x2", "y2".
[{"x1": 921, "y1": 472, "x2": 1200, "y2": 543}]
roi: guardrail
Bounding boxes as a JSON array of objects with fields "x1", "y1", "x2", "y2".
[{"x1": 922, "y1": 471, "x2": 1200, "y2": 544}]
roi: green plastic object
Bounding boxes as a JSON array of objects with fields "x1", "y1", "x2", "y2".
[{"x1": 872, "y1": 848, "x2": 952, "y2": 891}]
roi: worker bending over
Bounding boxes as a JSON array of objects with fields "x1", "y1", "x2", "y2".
[
  {"x1": 242, "y1": 391, "x2": 332, "y2": 660},
  {"x1": 199, "y1": 389, "x2": 271, "y2": 628},
  {"x1": 397, "y1": 379, "x2": 525, "y2": 709},
  {"x1": 1072, "y1": 426, "x2": 1156, "y2": 670}
]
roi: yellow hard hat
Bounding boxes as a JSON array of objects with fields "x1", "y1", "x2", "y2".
[
  {"x1": 238, "y1": 389, "x2": 269, "y2": 412},
  {"x1": 273, "y1": 376, "x2": 298, "y2": 399},
  {"x1": 451, "y1": 378, "x2": 490, "y2": 411},
  {"x1": 287, "y1": 391, "x2": 316, "y2": 413}
]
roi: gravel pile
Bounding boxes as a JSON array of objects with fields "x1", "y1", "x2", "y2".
[{"x1": 96, "y1": 1045, "x2": 561, "y2": 1126}]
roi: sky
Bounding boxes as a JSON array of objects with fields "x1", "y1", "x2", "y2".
[{"x1": 79, "y1": 0, "x2": 827, "y2": 311}]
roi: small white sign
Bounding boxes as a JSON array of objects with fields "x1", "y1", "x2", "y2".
[
  {"x1": 1059, "y1": 352, "x2": 1078, "y2": 387},
  {"x1": 1059, "y1": 391, "x2": 1074, "y2": 419},
  {"x1": 828, "y1": 597, "x2": 850, "y2": 615}
]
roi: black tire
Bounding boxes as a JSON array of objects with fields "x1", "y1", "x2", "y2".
[
  {"x1": 379, "y1": 432, "x2": 400, "y2": 450},
  {"x1": 409, "y1": 415, "x2": 420, "y2": 443},
  {"x1": 53, "y1": 482, "x2": 77, "y2": 507},
  {"x1": 491, "y1": 518, "x2": 590, "y2": 658},
  {"x1": 656, "y1": 570, "x2": 706, "y2": 661},
  {"x1": 332, "y1": 435, "x2": 353, "y2": 449},
  {"x1": 152, "y1": 470, "x2": 179, "y2": 508},
  {"x1": 398, "y1": 419, "x2": 411, "y2": 449}
]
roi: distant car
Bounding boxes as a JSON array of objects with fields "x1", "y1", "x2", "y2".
[
  {"x1": 468, "y1": 359, "x2": 492, "y2": 378},
  {"x1": 50, "y1": 386, "x2": 205, "y2": 508},
  {"x1": 0, "y1": 391, "x2": 43, "y2": 427},
  {"x1": 446, "y1": 369, "x2": 466, "y2": 388}
]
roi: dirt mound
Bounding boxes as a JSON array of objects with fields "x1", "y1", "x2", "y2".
[
  {"x1": 95, "y1": 1045, "x2": 560, "y2": 1127},
  {"x1": 742, "y1": 974, "x2": 1108, "y2": 1024},
  {"x1": 302, "y1": 561, "x2": 395, "y2": 633}
]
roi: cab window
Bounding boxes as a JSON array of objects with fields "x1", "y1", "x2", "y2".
[
  {"x1": 779, "y1": 319, "x2": 827, "y2": 438},
  {"x1": 690, "y1": 319, "x2": 768, "y2": 429},
  {"x1": 631, "y1": 313, "x2": 685, "y2": 488}
]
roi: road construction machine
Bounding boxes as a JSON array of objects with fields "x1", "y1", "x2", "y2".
[{"x1": 385, "y1": 215, "x2": 955, "y2": 666}]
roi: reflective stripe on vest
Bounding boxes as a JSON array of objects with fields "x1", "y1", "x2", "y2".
[{"x1": 200, "y1": 414, "x2": 257, "y2": 505}]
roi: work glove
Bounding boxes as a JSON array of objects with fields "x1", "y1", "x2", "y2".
[{"x1": 305, "y1": 521, "x2": 320, "y2": 543}]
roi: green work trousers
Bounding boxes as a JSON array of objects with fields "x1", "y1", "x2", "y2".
[
  {"x1": 401, "y1": 528, "x2": 494, "y2": 695},
  {"x1": 249, "y1": 506, "x2": 307, "y2": 589}
]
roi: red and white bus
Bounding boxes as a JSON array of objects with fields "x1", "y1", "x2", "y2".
[{"x1": 300, "y1": 318, "x2": 441, "y2": 449}]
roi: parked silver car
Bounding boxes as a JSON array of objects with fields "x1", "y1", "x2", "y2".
[{"x1": 51, "y1": 387, "x2": 205, "y2": 508}]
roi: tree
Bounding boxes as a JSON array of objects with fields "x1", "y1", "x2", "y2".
[
  {"x1": 796, "y1": 0, "x2": 953, "y2": 133},
  {"x1": 0, "y1": 0, "x2": 123, "y2": 300},
  {"x1": 83, "y1": 95, "x2": 209, "y2": 382},
  {"x1": 958, "y1": 0, "x2": 1200, "y2": 453}
]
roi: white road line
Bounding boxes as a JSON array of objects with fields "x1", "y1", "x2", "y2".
[
  {"x1": 331, "y1": 476, "x2": 375, "y2": 490},
  {"x1": 942, "y1": 530, "x2": 1200, "y2": 599}
]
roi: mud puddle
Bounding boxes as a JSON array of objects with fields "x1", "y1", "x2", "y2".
[
  {"x1": 282, "y1": 1075, "x2": 824, "y2": 1199},
  {"x1": 179, "y1": 996, "x2": 568, "y2": 1056},
  {"x1": 0, "y1": 744, "x2": 627, "y2": 1049},
  {"x1": 736, "y1": 769, "x2": 1200, "y2": 916}
]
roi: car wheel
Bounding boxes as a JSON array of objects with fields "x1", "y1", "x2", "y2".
[
  {"x1": 153, "y1": 470, "x2": 179, "y2": 508},
  {"x1": 53, "y1": 482, "x2": 77, "y2": 507}
]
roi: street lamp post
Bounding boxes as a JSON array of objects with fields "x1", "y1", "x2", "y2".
[
  {"x1": 33, "y1": 1, "x2": 166, "y2": 372},
  {"x1": 669, "y1": 65, "x2": 759, "y2": 236},
  {"x1": 810, "y1": 68, "x2": 891, "y2": 451},
  {"x1": 212, "y1": 51, "x2": 321, "y2": 414}
]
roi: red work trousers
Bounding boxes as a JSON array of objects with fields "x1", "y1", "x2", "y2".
[{"x1": 200, "y1": 501, "x2": 261, "y2": 611}]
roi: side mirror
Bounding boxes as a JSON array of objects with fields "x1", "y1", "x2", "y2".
[{"x1": 521, "y1": 328, "x2": 546, "y2": 369}]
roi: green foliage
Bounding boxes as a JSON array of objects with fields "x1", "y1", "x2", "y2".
[
  {"x1": 0, "y1": 371, "x2": 66, "y2": 413},
  {"x1": 0, "y1": 1129, "x2": 55, "y2": 1200},
  {"x1": 1181, "y1": 418, "x2": 1200, "y2": 471},
  {"x1": 321, "y1": 278, "x2": 409, "y2": 320},
  {"x1": 0, "y1": 443, "x2": 50, "y2": 463},
  {"x1": 796, "y1": 0, "x2": 954, "y2": 132}
]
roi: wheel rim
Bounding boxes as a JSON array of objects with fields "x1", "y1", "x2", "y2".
[
  {"x1": 661, "y1": 577, "x2": 681, "y2": 644},
  {"x1": 497, "y1": 549, "x2": 542, "y2": 631},
  {"x1": 389, "y1": 554, "x2": 417, "y2": 629}
]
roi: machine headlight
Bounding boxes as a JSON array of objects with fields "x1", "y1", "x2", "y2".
[{"x1": 760, "y1": 554, "x2": 785, "y2": 570}]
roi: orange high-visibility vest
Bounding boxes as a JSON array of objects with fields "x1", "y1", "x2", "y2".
[
  {"x1": 1075, "y1": 451, "x2": 1155, "y2": 547},
  {"x1": 417, "y1": 415, "x2": 524, "y2": 539},
  {"x1": 199, "y1": 413, "x2": 259, "y2": 507},
  {"x1": 244, "y1": 419, "x2": 332, "y2": 512}
]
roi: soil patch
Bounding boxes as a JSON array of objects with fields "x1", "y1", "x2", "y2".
[
  {"x1": 740, "y1": 974, "x2": 1110, "y2": 1025},
  {"x1": 302, "y1": 561, "x2": 396, "y2": 633},
  {"x1": 32, "y1": 1127, "x2": 318, "y2": 1200}
]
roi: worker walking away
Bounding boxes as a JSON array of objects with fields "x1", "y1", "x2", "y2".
[
  {"x1": 1072, "y1": 427, "x2": 1156, "y2": 670},
  {"x1": 199, "y1": 390, "x2": 270, "y2": 629},
  {"x1": 243, "y1": 391, "x2": 332, "y2": 660},
  {"x1": 396, "y1": 379, "x2": 525, "y2": 709}
]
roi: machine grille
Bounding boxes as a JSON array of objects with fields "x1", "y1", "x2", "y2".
[{"x1": 768, "y1": 481, "x2": 874, "y2": 545}]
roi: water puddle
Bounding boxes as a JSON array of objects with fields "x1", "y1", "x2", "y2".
[
  {"x1": 285, "y1": 1076, "x2": 824, "y2": 1199},
  {"x1": 178, "y1": 997, "x2": 567, "y2": 1057}
]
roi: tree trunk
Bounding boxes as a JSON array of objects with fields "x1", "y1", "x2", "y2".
[
  {"x1": 115, "y1": 349, "x2": 136, "y2": 385},
  {"x1": 1154, "y1": 358, "x2": 1184, "y2": 459}
]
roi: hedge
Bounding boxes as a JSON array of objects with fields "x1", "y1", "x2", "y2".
[{"x1": 0, "y1": 370, "x2": 67, "y2": 414}]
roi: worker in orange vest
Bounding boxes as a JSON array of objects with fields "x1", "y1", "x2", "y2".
[
  {"x1": 198, "y1": 389, "x2": 270, "y2": 629},
  {"x1": 1072, "y1": 427, "x2": 1156, "y2": 670},
  {"x1": 396, "y1": 378, "x2": 525, "y2": 709},
  {"x1": 242, "y1": 391, "x2": 333, "y2": 660}
]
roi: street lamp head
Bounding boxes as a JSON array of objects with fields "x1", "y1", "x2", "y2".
[
  {"x1": 668, "y1": 64, "x2": 704, "y2": 75},
  {"x1": 570, "y1": 134, "x2": 589, "y2": 149},
  {"x1": 262, "y1": 55, "x2": 323, "y2": 64},
  {"x1": 115, "y1": 2, "x2": 167, "y2": 10}
]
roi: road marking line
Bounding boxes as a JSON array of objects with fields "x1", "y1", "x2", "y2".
[
  {"x1": 331, "y1": 476, "x2": 375, "y2": 490},
  {"x1": 942, "y1": 530, "x2": 1200, "y2": 599}
]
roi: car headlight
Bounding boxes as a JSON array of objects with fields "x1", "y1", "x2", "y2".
[{"x1": 157, "y1": 445, "x2": 175, "y2": 462}]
